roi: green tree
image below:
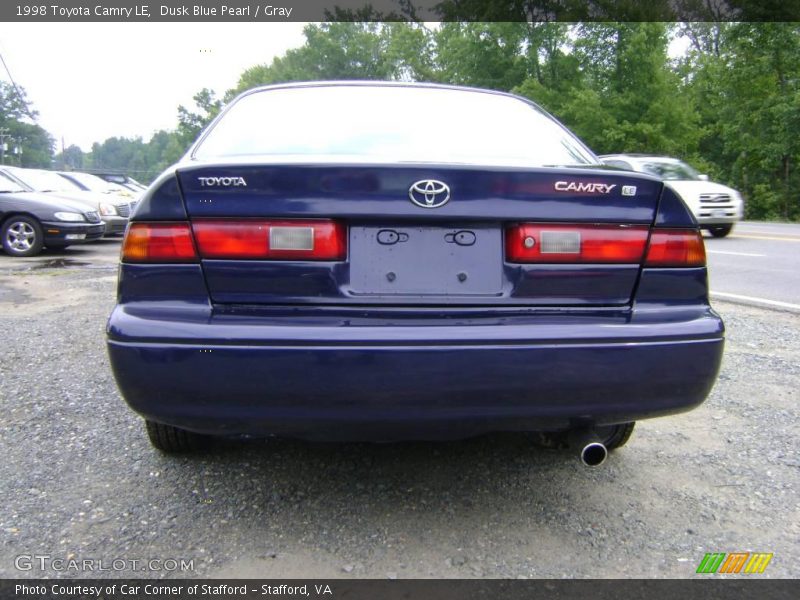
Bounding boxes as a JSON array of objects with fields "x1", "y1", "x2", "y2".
[
  {"x1": 382, "y1": 22, "x2": 438, "y2": 82},
  {"x1": 229, "y1": 22, "x2": 436, "y2": 97},
  {"x1": 85, "y1": 129, "x2": 187, "y2": 184},
  {"x1": 0, "y1": 81, "x2": 53, "y2": 167},
  {"x1": 229, "y1": 22, "x2": 384, "y2": 96},
  {"x1": 515, "y1": 23, "x2": 698, "y2": 157},
  {"x1": 434, "y1": 22, "x2": 528, "y2": 90},
  {"x1": 176, "y1": 88, "x2": 223, "y2": 148},
  {"x1": 56, "y1": 144, "x2": 85, "y2": 170},
  {"x1": 680, "y1": 22, "x2": 800, "y2": 219},
  {"x1": 511, "y1": 22, "x2": 581, "y2": 114},
  {"x1": 717, "y1": 23, "x2": 800, "y2": 219}
]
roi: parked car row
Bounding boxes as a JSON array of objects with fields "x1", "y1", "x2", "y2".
[{"x1": 1, "y1": 167, "x2": 143, "y2": 256}]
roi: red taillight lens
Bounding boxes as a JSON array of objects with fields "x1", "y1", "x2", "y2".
[
  {"x1": 645, "y1": 229, "x2": 706, "y2": 267},
  {"x1": 192, "y1": 219, "x2": 346, "y2": 260},
  {"x1": 122, "y1": 223, "x2": 198, "y2": 262},
  {"x1": 506, "y1": 224, "x2": 650, "y2": 263}
]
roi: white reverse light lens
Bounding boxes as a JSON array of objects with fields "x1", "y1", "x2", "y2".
[
  {"x1": 540, "y1": 230, "x2": 581, "y2": 254},
  {"x1": 269, "y1": 227, "x2": 314, "y2": 251},
  {"x1": 54, "y1": 212, "x2": 85, "y2": 222}
]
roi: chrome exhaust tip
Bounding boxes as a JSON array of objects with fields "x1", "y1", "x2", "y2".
[
  {"x1": 580, "y1": 441, "x2": 608, "y2": 467},
  {"x1": 569, "y1": 427, "x2": 608, "y2": 467}
]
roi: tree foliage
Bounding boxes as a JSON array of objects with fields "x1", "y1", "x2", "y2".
[
  {"x1": 528, "y1": 23, "x2": 699, "y2": 157},
  {"x1": 678, "y1": 22, "x2": 800, "y2": 219},
  {"x1": 176, "y1": 88, "x2": 224, "y2": 148},
  {"x1": 0, "y1": 81, "x2": 53, "y2": 168},
  {"x1": 228, "y1": 23, "x2": 434, "y2": 96},
  {"x1": 76, "y1": 130, "x2": 186, "y2": 183}
]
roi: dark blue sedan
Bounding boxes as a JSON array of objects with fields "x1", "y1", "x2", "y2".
[
  {"x1": 1, "y1": 170, "x2": 105, "y2": 256},
  {"x1": 107, "y1": 82, "x2": 724, "y2": 464}
]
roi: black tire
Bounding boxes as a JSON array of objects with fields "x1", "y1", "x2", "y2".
[
  {"x1": 597, "y1": 422, "x2": 636, "y2": 450},
  {"x1": 532, "y1": 422, "x2": 636, "y2": 452},
  {"x1": 145, "y1": 420, "x2": 209, "y2": 453},
  {"x1": 1, "y1": 215, "x2": 44, "y2": 257},
  {"x1": 708, "y1": 224, "x2": 733, "y2": 238}
]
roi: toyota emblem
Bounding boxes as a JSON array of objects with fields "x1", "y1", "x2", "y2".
[{"x1": 408, "y1": 179, "x2": 451, "y2": 208}]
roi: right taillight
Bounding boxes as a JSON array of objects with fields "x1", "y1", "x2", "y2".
[
  {"x1": 644, "y1": 229, "x2": 706, "y2": 267},
  {"x1": 505, "y1": 224, "x2": 650, "y2": 263},
  {"x1": 504, "y1": 224, "x2": 706, "y2": 268}
]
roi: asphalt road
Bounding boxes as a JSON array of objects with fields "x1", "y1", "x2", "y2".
[{"x1": 706, "y1": 221, "x2": 800, "y2": 311}]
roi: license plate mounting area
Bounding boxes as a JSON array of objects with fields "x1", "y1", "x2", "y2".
[{"x1": 349, "y1": 225, "x2": 503, "y2": 296}]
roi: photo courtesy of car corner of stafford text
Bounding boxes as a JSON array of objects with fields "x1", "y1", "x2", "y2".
[{"x1": 0, "y1": 1, "x2": 797, "y2": 599}]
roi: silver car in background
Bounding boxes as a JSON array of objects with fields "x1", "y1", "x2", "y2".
[
  {"x1": 600, "y1": 155, "x2": 744, "y2": 237},
  {"x1": 57, "y1": 171, "x2": 141, "y2": 203}
]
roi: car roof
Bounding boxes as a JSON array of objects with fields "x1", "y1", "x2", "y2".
[
  {"x1": 236, "y1": 80, "x2": 539, "y2": 107},
  {"x1": 244, "y1": 79, "x2": 511, "y2": 93}
]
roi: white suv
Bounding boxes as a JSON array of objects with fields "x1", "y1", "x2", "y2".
[{"x1": 600, "y1": 155, "x2": 744, "y2": 237}]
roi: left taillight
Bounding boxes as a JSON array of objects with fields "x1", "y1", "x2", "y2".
[
  {"x1": 122, "y1": 222, "x2": 198, "y2": 262},
  {"x1": 122, "y1": 220, "x2": 347, "y2": 262},
  {"x1": 192, "y1": 219, "x2": 346, "y2": 260}
]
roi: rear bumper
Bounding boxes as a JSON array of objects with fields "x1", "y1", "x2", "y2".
[
  {"x1": 107, "y1": 305, "x2": 724, "y2": 440},
  {"x1": 694, "y1": 204, "x2": 744, "y2": 225},
  {"x1": 696, "y1": 215, "x2": 739, "y2": 225}
]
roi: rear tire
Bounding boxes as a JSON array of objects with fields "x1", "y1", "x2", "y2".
[
  {"x1": 145, "y1": 420, "x2": 209, "y2": 453},
  {"x1": 598, "y1": 422, "x2": 635, "y2": 450},
  {"x1": 532, "y1": 422, "x2": 635, "y2": 452},
  {"x1": 2, "y1": 216, "x2": 44, "y2": 257},
  {"x1": 708, "y1": 224, "x2": 733, "y2": 238}
]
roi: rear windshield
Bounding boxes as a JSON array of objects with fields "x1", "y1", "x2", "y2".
[{"x1": 193, "y1": 86, "x2": 597, "y2": 167}]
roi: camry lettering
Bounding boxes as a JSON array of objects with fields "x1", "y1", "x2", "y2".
[
  {"x1": 554, "y1": 181, "x2": 617, "y2": 194},
  {"x1": 198, "y1": 177, "x2": 248, "y2": 187}
]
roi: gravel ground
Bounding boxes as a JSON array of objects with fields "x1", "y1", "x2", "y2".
[{"x1": 0, "y1": 253, "x2": 798, "y2": 579}]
